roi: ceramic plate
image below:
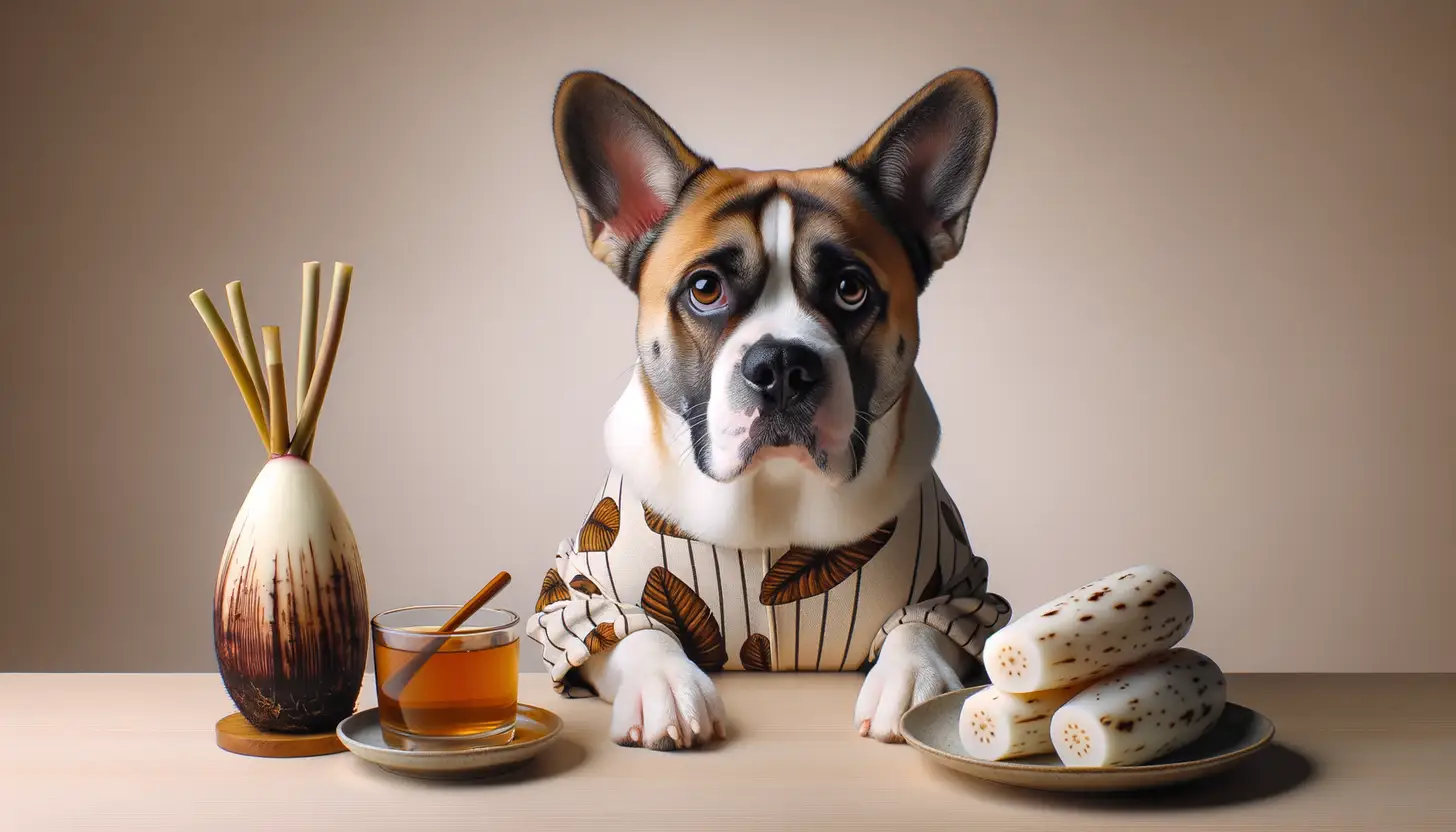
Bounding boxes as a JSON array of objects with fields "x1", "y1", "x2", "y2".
[
  {"x1": 900, "y1": 685, "x2": 1275, "y2": 792},
  {"x1": 337, "y1": 704, "x2": 563, "y2": 780}
]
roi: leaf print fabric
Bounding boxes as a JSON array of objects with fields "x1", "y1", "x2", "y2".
[
  {"x1": 569, "y1": 575, "x2": 602, "y2": 595},
  {"x1": 583, "y1": 622, "x2": 619, "y2": 654},
  {"x1": 578, "y1": 497, "x2": 621, "y2": 551},
  {"x1": 642, "y1": 503, "x2": 691, "y2": 538},
  {"x1": 758, "y1": 521, "x2": 898, "y2": 605},
  {"x1": 525, "y1": 470, "x2": 1012, "y2": 695},
  {"x1": 526, "y1": 537, "x2": 679, "y2": 696},
  {"x1": 866, "y1": 497, "x2": 1011, "y2": 667},
  {"x1": 641, "y1": 566, "x2": 728, "y2": 670},
  {"x1": 535, "y1": 570, "x2": 570, "y2": 613},
  {"x1": 739, "y1": 633, "x2": 772, "y2": 671}
]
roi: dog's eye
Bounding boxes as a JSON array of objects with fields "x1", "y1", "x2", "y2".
[
  {"x1": 687, "y1": 269, "x2": 728, "y2": 313},
  {"x1": 834, "y1": 268, "x2": 870, "y2": 311}
]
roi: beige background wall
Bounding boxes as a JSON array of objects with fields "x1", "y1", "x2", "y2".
[{"x1": 2, "y1": 0, "x2": 1452, "y2": 674}]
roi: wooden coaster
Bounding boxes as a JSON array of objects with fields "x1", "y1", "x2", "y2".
[{"x1": 215, "y1": 712, "x2": 347, "y2": 758}]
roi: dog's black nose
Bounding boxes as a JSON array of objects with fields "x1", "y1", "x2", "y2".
[{"x1": 741, "y1": 338, "x2": 825, "y2": 409}]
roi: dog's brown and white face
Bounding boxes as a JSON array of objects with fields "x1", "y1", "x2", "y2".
[{"x1": 554, "y1": 69, "x2": 996, "y2": 504}]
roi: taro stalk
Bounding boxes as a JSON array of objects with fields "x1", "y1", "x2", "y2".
[{"x1": 189, "y1": 262, "x2": 368, "y2": 733}]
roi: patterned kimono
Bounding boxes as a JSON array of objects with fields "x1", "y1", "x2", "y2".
[{"x1": 526, "y1": 469, "x2": 1013, "y2": 697}]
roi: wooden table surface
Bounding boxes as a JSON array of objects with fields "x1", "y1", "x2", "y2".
[{"x1": 2, "y1": 672, "x2": 1452, "y2": 830}]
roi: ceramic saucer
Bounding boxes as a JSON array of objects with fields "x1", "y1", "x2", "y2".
[
  {"x1": 337, "y1": 704, "x2": 563, "y2": 780},
  {"x1": 900, "y1": 684, "x2": 1275, "y2": 792}
]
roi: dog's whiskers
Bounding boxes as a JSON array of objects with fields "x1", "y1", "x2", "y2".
[
  {"x1": 611, "y1": 361, "x2": 640, "y2": 386},
  {"x1": 668, "y1": 415, "x2": 710, "y2": 446}
]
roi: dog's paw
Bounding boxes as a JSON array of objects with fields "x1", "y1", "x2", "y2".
[
  {"x1": 854, "y1": 623, "x2": 966, "y2": 743},
  {"x1": 605, "y1": 630, "x2": 726, "y2": 751}
]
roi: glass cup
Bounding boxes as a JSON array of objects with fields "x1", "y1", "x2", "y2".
[{"x1": 371, "y1": 606, "x2": 520, "y2": 751}]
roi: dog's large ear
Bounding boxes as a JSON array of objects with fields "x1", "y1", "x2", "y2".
[
  {"x1": 840, "y1": 69, "x2": 997, "y2": 284},
  {"x1": 553, "y1": 71, "x2": 709, "y2": 282}
]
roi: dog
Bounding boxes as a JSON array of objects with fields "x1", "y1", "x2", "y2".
[{"x1": 525, "y1": 68, "x2": 1012, "y2": 751}]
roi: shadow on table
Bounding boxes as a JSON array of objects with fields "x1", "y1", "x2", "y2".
[
  {"x1": 929, "y1": 743, "x2": 1316, "y2": 810},
  {"x1": 338, "y1": 736, "x2": 590, "y2": 789}
]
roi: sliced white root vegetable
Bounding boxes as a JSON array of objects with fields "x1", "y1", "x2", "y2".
[
  {"x1": 983, "y1": 564, "x2": 1194, "y2": 693},
  {"x1": 1051, "y1": 647, "x2": 1226, "y2": 767},
  {"x1": 957, "y1": 682, "x2": 1090, "y2": 761}
]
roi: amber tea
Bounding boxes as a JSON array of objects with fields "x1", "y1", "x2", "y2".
[
  {"x1": 371, "y1": 606, "x2": 520, "y2": 749},
  {"x1": 374, "y1": 632, "x2": 519, "y2": 736}
]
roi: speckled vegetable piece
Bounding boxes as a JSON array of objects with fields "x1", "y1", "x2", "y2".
[
  {"x1": 1051, "y1": 647, "x2": 1226, "y2": 767},
  {"x1": 957, "y1": 682, "x2": 1090, "y2": 761},
  {"x1": 984, "y1": 564, "x2": 1194, "y2": 693}
]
